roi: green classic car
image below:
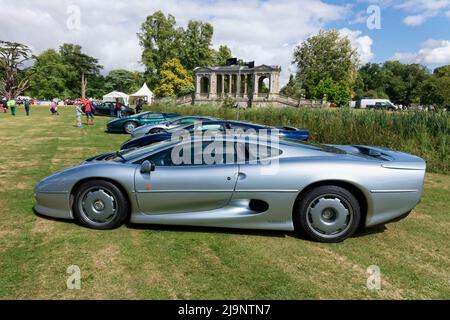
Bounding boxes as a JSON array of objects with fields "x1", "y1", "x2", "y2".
[{"x1": 106, "y1": 111, "x2": 180, "y2": 134}]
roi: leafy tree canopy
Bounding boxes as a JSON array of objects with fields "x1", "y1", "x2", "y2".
[
  {"x1": 293, "y1": 29, "x2": 359, "y2": 100},
  {"x1": 0, "y1": 40, "x2": 35, "y2": 98},
  {"x1": 154, "y1": 58, "x2": 194, "y2": 98}
]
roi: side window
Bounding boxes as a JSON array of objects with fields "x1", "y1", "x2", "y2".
[
  {"x1": 143, "y1": 113, "x2": 162, "y2": 119},
  {"x1": 146, "y1": 148, "x2": 174, "y2": 166},
  {"x1": 179, "y1": 118, "x2": 193, "y2": 124},
  {"x1": 193, "y1": 124, "x2": 224, "y2": 132},
  {"x1": 238, "y1": 143, "x2": 282, "y2": 163},
  {"x1": 142, "y1": 141, "x2": 237, "y2": 167}
]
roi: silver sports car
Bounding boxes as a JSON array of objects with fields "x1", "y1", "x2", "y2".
[{"x1": 34, "y1": 137, "x2": 426, "y2": 242}]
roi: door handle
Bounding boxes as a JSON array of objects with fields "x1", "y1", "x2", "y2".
[{"x1": 237, "y1": 173, "x2": 247, "y2": 180}]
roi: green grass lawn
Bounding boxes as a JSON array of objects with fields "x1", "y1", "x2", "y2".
[{"x1": 0, "y1": 106, "x2": 449, "y2": 299}]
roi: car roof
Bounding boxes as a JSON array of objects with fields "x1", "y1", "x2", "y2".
[{"x1": 122, "y1": 135, "x2": 342, "y2": 161}]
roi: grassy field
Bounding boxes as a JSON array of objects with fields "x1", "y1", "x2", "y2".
[{"x1": 0, "y1": 106, "x2": 449, "y2": 299}]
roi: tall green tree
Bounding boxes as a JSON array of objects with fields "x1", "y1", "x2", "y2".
[
  {"x1": 280, "y1": 74, "x2": 305, "y2": 99},
  {"x1": 104, "y1": 69, "x2": 137, "y2": 93},
  {"x1": 59, "y1": 43, "x2": 102, "y2": 98},
  {"x1": 311, "y1": 78, "x2": 351, "y2": 107},
  {"x1": 433, "y1": 65, "x2": 450, "y2": 77},
  {"x1": 138, "y1": 11, "x2": 181, "y2": 88},
  {"x1": 26, "y1": 49, "x2": 73, "y2": 99},
  {"x1": 86, "y1": 74, "x2": 107, "y2": 99},
  {"x1": 213, "y1": 45, "x2": 233, "y2": 66},
  {"x1": 154, "y1": 58, "x2": 193, "y2": 98},
  {"x1": 138, "y1": 11, "x2": 230, "y2": 88},
  {"x1": 420, "y1": 65, "x2": 450, "y2": 109},
  {"x1": 357, "y1": 63, "x2": 389, "y2": 98},
  {"x1": 0, "y1": 40, "x2": 34, "y2": 98},
  {"x1": 382, "y1": 61, "x2": 429, "y2": 106},
  {"x1": 180, "y1": 20, "x2": 214, "y2": 71},
  {"x1": 293, "y1": 29, "x2": 359, "y2": 101}
]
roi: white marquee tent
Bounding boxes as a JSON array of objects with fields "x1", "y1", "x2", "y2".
[
  {"x1": 103, "y1": 91, "x2": 129, "y2": 105},
  {"x1": 130, "y1": 83, "x2": 153, "y2": 105}
]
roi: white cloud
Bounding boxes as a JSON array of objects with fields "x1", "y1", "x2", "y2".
[
  {"x1": 392, "y1": 39, "x2": 450, "y2": 65},
  {"x1": 403, "y1": 14, "x2": 427, "y2": 26},
  {"x1": 368, "y1": 0, "x2": 450, "y2": 26},
  {"x1": 0, "y1": 0, "x2": 350, "y2": 85},
  {"x1": 339, "y1": 28, "x2": 374, "y2": 65}
]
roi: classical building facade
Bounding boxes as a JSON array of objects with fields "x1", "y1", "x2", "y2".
[{"x1": 193, "y1": 64, "x2": 282, "y2": 106}]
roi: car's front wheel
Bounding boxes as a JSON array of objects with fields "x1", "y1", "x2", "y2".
[
  {"x1": 124, "y1": 121, "x2": 137, "y2": 134},
  {"x1": 73, "y1": 180, "x2": 129, "y2": 230},
  {"x1": 294, "y1": 185, "x2": 361, "y2": 243}
]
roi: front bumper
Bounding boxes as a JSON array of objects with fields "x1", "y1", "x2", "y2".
[{"x1": 34, "y1": 192, "x2": 73, "y2": 219}]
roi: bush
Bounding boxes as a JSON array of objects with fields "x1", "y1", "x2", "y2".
[{"x1": 221, "y1": 96, "x2": 236, "y2": 109}]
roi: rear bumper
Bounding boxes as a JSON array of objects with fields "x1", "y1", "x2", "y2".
[{"x1": 366, "y1": 190, "x2": 421, "y2": 227}]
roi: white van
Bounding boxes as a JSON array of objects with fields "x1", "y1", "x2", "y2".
[{"x1": 356, "y1": 99, "x2": 397, "y2": 110}]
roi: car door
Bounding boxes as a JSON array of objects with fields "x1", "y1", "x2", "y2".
[{"x1": 134, "y1": 141, "x2": 238, "y2": 215}]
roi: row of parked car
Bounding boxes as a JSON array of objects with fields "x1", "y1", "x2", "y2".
[
  {"x1": 34, "y1": 106, "x2": 426, "y2": 243},
  {"x1": 105, "y1": 111, "x2": 311, "y2": 151}
]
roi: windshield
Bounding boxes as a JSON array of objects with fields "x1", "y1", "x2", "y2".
[
  {"x1": 113, "y1": 140, "x2": 176, "y2": 161},
  {"x1": 282, "y1": 138, "x2": 347, "y2": 154}
]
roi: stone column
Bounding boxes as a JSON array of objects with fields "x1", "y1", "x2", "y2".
[
  {"x1": 210, "y1": 74, "x2": 217, "y2": 99},
  {"x1": 195, "y1": 74, "x2": 201, "y2": 99},
  {"x1": 268, "y1": 73, "x2": 272, "y2": 98},
  {"x1": 236, "y1": 73, "x2": 241, "y2": 98},
  {"x1": 244, "y1": 75, "x2": 248, "y2": 96},
  {"x1": 220, "y1": 74, "x2": 225, "y2": 97},
  {"x1": 253, "y1": 74, "x2": 259, "y2": 100}
]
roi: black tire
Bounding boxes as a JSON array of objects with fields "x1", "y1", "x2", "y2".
[
  {"x1": 124, "y1": 121, "x2": 137, "y2": 134},
  {"x1": 73, "y1": 180, "x2": 129, "y2": 230},
  {"x1": 294, "y1": 185, "x2": 361, "y2": 243}
]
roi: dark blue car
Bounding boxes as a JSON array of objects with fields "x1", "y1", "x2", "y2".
[{"x1": 120, "y1": 120, "x2": 309, "y2": 150}]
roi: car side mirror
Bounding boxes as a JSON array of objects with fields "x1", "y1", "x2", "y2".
[{"x1": 140, "y1": 160, "x2": 155, "y2": 174}]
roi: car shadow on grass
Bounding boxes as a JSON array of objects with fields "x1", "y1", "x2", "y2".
[
  {"x1": 32, "y1": 208, "x2": 387, "y2": 241},
  {"x1": 125, "y1": 222, "x2": 290, "y2": 239}
]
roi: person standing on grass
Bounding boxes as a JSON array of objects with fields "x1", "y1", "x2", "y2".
[
  {"x1": 115, "y1": 98, "x2": 122, "y2": 118},
  {"x1": 75, "y1": 103, "x2": 84, "y2": 127},
  {"x1": 3, "y1": 98, "x2": 8, "y2": 113},
  {"x1": 24, "y1": 99, "x2": 31, "y2": 116},
  {"x1": 136, "y1": 98, "x2": 143, "y2": 114},
  {"x1": 84, "y1": 98, "x2": 94, "y2": 125},
  {"x1": 7, "y1": 98, "x2": 16, "y2": 116}
]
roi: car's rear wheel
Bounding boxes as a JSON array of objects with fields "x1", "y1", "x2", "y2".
[
  {"x1": 124, "y1": 121, "x2": 137, "y2": 134},
  {"x1": 294, "y1": 185, "x2": 360, "y2": 243},
  {"x1": 73, "y1": 180, "x2": 129, "y2": 230}
]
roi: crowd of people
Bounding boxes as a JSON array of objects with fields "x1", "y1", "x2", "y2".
[
  {"x1": 1, "y1": 96, "x2": 146, "y2": 128},
  {"x1": 0, "y1": 97, "x2": 32, "y2": 116}
]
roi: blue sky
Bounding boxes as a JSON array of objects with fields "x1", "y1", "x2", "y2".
[
  {"x1": 0, "y1": 0, "x2": 449, "y2": 83},
  {"x1": 326, "y1": 0, "x2": 450, "y2": 69}
]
